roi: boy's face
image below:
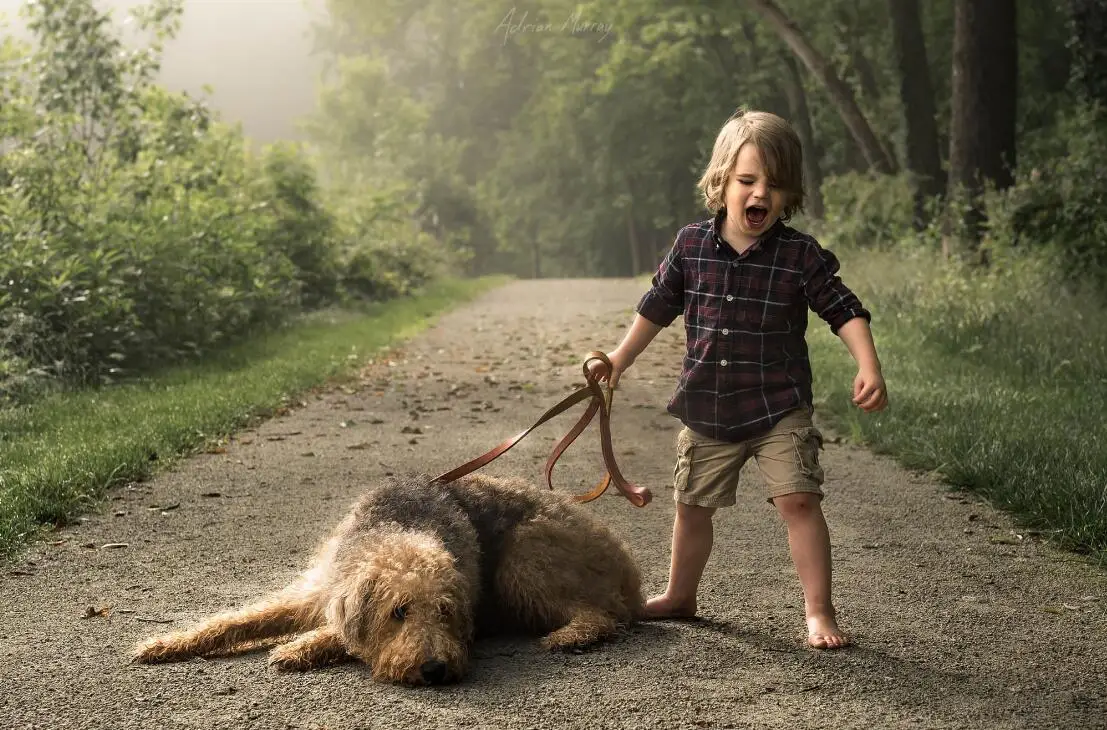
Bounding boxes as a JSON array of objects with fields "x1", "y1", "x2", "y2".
[{"x1": 723, "y1": 143, "x2": 786, "y2": 240}]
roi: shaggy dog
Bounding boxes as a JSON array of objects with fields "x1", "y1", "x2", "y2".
[{"x1": 132, "y1": 473, "x2": 644, "y2": 685}]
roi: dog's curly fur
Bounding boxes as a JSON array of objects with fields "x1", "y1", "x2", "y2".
[{"x1": 132, "y1": 473, "x2": 644, "y2": 684}]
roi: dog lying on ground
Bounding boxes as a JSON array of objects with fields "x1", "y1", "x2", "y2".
[{"x1": 132, "y1": 473, "x2": 644, "y2": 685}]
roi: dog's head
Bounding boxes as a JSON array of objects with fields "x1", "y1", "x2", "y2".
[{"x1": 326, "y1": 530, "x2": 473, "y2": 685}]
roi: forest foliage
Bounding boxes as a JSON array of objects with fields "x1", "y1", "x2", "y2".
[
  {"x1": 2, "y1": 0, "x2": 1105, "y2": 400},
  {"x1": 0, "y1": 0, "x2": 450, "y2": 401},
  {"x1": 311, "y1": 0, "x2": 1105, "y2": 281}
]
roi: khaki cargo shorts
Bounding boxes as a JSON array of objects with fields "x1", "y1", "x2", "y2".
[{"x1": 672, "y1": 407, "x2": 825, "y2": 507}]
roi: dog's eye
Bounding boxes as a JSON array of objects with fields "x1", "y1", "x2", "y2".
[
  {"x1": 438, "y1": 603, "x2": 453, "y2": 620},
  {"x1": 392, "y1": 604, "x2": 408, "y2": 621}
]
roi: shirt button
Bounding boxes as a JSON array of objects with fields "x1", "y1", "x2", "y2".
[
  {"x1": 726, "y1": 294, "x2": 734, "y2": 302},
  {"x1": 720, "y1": 359, "x2": 728, "y2": 366},
  {"x1": 722, "y1": 328, "x2": 729, "y2": 335}
]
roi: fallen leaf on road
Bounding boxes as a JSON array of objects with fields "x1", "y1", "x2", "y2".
[
  {"x1": 82, "y1": 605, "x2": 110, "y2": 619},
  {"x1": 101, "y1": 543, "x2": 129, "y2": 549}
]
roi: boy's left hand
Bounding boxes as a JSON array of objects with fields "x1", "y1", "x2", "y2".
[{"x1": 852, "y1": 367, "x2": 888, "y2": 412}]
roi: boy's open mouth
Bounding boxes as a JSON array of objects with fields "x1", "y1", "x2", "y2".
[{"x1": 745, "y1": 205, "x2": 768, "y2": 228}]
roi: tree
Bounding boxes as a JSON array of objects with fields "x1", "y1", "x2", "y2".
[
  {"x1": 947, "y1": 0, "x2": 1018, "y2": 251},
  {"x1": 745, "y1": 0, "x2": 896, "y2": 174},
  {"x1": 1068, "y1": 0, "x2": 1107, "y2": 106},
  {"x1": 887, "y1": 0, "x2": 944, "y2": 228},
  {"x1": 779, "y1": 52, "x2": 824, "y2": 219}
]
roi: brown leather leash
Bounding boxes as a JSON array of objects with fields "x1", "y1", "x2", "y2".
[{"x1": 432, "y1": 352, "x2": 652, "y2": 507}]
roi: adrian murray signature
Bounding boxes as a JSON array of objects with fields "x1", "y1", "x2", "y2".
[{"x1": 496, "y1": 7, "x2": 613, "y2": 44}]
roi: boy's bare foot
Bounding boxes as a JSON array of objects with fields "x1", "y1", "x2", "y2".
[
  {"x1": 643, "y1": 594, "x2": 698, "y2": 620},
  {"x1": 806, "y1": 612, "x2": 849, "y2": 649}
]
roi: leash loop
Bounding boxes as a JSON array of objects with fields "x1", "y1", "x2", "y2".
[{"x1": 433, "y1": 351, "x2": 652, "y2": 507}]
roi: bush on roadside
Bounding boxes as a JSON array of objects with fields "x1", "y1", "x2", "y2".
[
  {"x1": 983, "y1": 102, "x2": 1107, "y2": 290},
  {"x1": 816, "y1": 171, "x2": 916, "y2": 249},
  {"x1": 0, "y1": 0, "x2": 455, "y2": 402}
]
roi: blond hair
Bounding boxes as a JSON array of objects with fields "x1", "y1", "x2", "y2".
[{"x1": 696, "y1": 108, "x2": 805, "y2": 220}]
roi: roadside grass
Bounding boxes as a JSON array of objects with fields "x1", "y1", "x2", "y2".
[
  {"x1": 0, "y1": 277, "x2": 508, "y2": 558},
  {"x1": 807, "y1": 246, "x2": 1106, "y2": 562}
]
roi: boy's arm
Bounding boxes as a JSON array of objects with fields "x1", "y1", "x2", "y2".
[
  {"x1": 800, "y1": 239, "x2": 870, "y2": 335},
  {"x1": 603, "y1": 315, "x2": 664, "y2": 387},
  {"x1": 801, "y1": 239, "x2": 887, "y2": 413},
  {"x1": 837, "y1": 317, "x2": 887, "y2": 412},
  {"x1": 592, "y1": 234, "x2": 685, "y2": 387}
]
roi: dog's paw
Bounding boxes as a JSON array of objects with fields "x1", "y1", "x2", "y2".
[
  {"x1": 539, "y1": 632, "x2": 596, "y2": 654},
  {"x1": 131, "y1": 637, "x2": 193, "y2": 664},
  {"x1": 268, "y1": 645, "x2": 314, "y2": 672}
]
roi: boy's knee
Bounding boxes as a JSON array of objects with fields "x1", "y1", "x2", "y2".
[
  {"x1": 771, "y1": 492, "x2": 822, "y2": 520},
  {"x1": 675, "y1": 501, "x2": 716, "y2": 524}
]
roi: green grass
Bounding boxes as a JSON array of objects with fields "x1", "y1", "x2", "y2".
[
  {"x1": 807, "y1": 246, "x2": 1107, "y2": 562},
  {"x1": 0, "y1": 277, "x2": 508, "y2": 557}
]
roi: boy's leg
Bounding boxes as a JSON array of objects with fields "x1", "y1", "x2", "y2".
[
  {"x1": 771, "y1": 492, "x2": 847, "y2": 649},
  {"x1": 646, "y1": 427, "x2": 746, "y2": 619},
  {"x1": 752, "y1": 408, "x2": 848, "y2": 649},
  {"x1": 645, "y1": 501, "x2": 716, "y2": 618}
]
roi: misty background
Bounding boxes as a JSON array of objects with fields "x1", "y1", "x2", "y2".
[{"x1": 0, "y1": 0, "x2": 324, "y2": 142}]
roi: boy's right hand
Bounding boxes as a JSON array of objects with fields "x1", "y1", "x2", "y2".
[{"x1": 588, "y1": 350, "x2": 633, "y2": 389}]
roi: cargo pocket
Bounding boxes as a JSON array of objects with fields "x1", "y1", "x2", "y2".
[
  {"x1": 673, "y1": 429, "x2": 695, "y2": 492},
  {"x1": 790, "y1": 426, "x2": 825, "y2": 482}
]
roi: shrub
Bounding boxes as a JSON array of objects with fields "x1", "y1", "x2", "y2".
[
  {"x1": 817, "y1": 171, "x2": 916, "y2": 248},
  {"x1": 327, "y1": 186, "x2": 454, "y2": 302},
  {"x1": 984, "y1": 103, "x2": 1107, "y2": 289},
  {"x1": 255, "y1": 143, "x2": 341, "y2": 308}
]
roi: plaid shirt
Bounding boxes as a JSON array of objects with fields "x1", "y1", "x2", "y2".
[{"x1": 636, "y1": 212, "x2": 870, "y2": 443}]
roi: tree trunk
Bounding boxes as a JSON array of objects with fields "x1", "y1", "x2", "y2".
[
  {"x1": 779, "y1": 52, "x2": 824, "y2": 219},
  {"x1": 888, "y1": 0, "x2": 945, "y2": 229},
  {"x1": 745, "y1": 0, "x2": 896, "y2": 174},
  {"x1": 626, "y1": 210, "x2": 642, "y2": 275},
  {"x1": 947, "y1": 0, "x2": 1018, "y2": 253},
  {"x1": 532, "y1": 227, "x2": 542, "y2": 279},
  {"x1": 1069, "y1": 0, "x2": 1107, "y2": 106}
]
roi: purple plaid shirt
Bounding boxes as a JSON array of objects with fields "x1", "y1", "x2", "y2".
[{"x1": 636, "y1": 212, "x2": 870, "y2": 443}]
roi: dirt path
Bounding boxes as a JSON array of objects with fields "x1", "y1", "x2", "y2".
[{"x1": 2, "y1": 279, "x2": 1105, "y2": 730}]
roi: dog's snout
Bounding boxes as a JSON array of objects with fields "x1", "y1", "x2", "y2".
[{"x1": 420, "y1": 660, "x2": 448, "y2": 685}]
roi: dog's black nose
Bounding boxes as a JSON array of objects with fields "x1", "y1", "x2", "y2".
[{"x1": 420, "y1": 660, "x2": 448, "y2": 685}]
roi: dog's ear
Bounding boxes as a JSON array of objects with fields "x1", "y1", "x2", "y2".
[{"x1": 326, "y1": 572, "x2": 377, "y2": 643}]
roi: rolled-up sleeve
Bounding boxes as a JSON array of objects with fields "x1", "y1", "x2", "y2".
[
  {"x1": 801, "y1": 239, "x2": 870, "y2": 335},
  {"x1": 635, "y1": 235, "x2": 685, "y2": 327}
]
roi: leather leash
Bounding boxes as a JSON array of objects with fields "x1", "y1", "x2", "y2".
[{"x1": 432, "y1": 352, "x2": 652, "y2": 507}]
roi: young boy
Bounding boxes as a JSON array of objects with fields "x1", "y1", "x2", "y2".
[{"x1": 592, "y1": 109, "x2": 887, "y2": 649}]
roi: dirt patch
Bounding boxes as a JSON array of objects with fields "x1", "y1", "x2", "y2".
[{"x1": 1, "y1": 279, "x2": 1105, "y2": 730}]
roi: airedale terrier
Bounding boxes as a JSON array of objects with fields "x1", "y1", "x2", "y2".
[{"x1": 132, "y1": 473, "x2": 644, "y2": 685}]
